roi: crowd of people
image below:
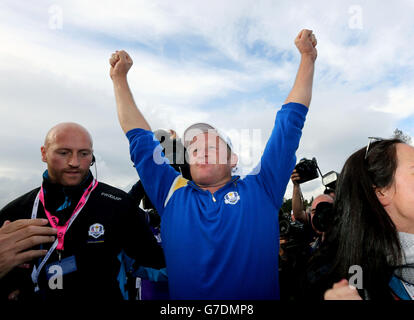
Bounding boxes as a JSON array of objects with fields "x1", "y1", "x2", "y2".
[{"x1": 1, "y1": 28, "x2": 413, "y2": 301}]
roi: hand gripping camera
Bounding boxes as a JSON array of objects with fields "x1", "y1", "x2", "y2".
[{"x1": 294, "y1": 157, "x2": 319, "y2": 184}]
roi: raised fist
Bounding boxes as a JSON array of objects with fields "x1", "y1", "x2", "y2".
[
  {"x1": 295, "y1": 29, "x2": 317, "y2": 61},
  {"x1": 109, "y1": 50, "x2": 133, "y2": 80}
]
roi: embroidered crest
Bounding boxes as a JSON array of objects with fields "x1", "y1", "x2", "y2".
[
  {"x1": 224, "y1": 191, "x2": 240, "y2": 205},
  {"x1": 88, "y1": 223, "x2": 105, "y2": 239}
]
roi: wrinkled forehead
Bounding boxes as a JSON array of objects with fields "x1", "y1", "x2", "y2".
[{"x1": 187, "y1": 132, "x2": 226, "y2": 149}]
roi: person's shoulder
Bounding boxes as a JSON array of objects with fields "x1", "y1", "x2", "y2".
[
  {"x1": 92, "y1": 182, "x2": 147, "y2": 220},
  {"x1": 0, "y1": 187, "x2": 40, "y2": 216}
]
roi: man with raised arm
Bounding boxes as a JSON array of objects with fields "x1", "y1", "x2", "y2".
[{"x1": 110, "y1": 29, "x2": 317, "y2": 299}]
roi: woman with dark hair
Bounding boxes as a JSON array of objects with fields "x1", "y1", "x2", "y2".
[{"x1": 305, "y1": 137, "x2": 414, "y2": 300}]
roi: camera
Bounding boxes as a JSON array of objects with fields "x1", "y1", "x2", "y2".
[
  {"x1": 294, "y1": 157, "x2": 319, "y2": 184},
  {"x1": 278, "y1": 209, "x2": 311, "y2": 300},
  {"x1": 153, "y1": 129, "x2": 191, "y2": 180},
  {"x1": 279, "y1": 210, "x2": 306, "y2": 247},
  {"x1": 322, "y1": 170, "x2": 338, "y2": 190},
  {"x1": 312, "y1": 201, "x2": 334, "y2": 233}
]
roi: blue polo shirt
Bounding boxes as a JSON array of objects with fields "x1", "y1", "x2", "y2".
[{"x1": 126, "y1": 102, "x2": 308, "y2": 299}]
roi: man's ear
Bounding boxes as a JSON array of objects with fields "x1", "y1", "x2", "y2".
[
  {"x1": 230, "y1": 153, "x2": 238, "y2": 168},
  {"x1": 375, "y1": 186, "x2": 393, "y2": 207},
  {"x1": 41, "y1": 146, "x2": 47, "y2": 163}
]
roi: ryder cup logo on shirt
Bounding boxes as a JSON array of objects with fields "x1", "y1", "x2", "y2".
[
  {"x1": 88, "y1": 223, "x2": 105, "y2": 239},
  {"x1": 224, "y1": 191, "x2": 240, "y2": 205}
]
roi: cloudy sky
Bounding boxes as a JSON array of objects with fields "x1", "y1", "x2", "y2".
[{"x1": 1, "y1": 0, "x2": 414, "y2": 208}]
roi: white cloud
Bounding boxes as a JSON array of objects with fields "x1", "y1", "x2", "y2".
[
  {"x1": 370, "y1": 86, "x2": 414, "y2": 119},
  {"x1": 1, "y1": 0, "x2": 414, "y2": 209}
]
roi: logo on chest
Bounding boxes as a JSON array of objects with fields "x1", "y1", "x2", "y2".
[
  {"x1": 224, "y1": 191, "x2": 240, "y2": 205},
  {"x1": 88, "y1": 223, "x2": 105, "y2": 242}
]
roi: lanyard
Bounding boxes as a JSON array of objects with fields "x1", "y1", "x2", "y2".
[{"x1": 30, "y1": 179, "x2": 98, "y2": 290}]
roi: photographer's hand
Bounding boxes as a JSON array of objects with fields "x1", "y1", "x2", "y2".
[
  {"x1": 0, "y1": 219, "x2": 57, "y2": 279},
  {"x1": 291, "y1": 169, "x2": 301, "y2": 186},
  {"x1": 110, "y1": 50, "x2": 152, "y2": 133},
  {"x1": 291, "y1": 169, "x2": 308, "y2": 224}
]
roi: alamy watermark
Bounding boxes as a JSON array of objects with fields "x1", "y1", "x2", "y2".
[
  {"x1": 348, "y1": 5, "x2": 363, "y2": 30},
  {"x1": 348, "y1": 265, "x2": 363, "y2": 289},
  {"x1": 48, "y1": 5, "x2": 63, "y2": 30},
  {"x1": 152, "y1": 128, "x2": 263, "y2": 175},
  {"x1": 48, "y1": 265, "x2": 63, "y2": 290}
]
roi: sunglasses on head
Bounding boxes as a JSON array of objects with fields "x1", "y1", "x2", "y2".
[{"x1": 364, "y1": 137, "x2": 384, "y2": 160}]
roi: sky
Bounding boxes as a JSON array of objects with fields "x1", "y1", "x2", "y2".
[{"x1": 1, "y1": 0, "x2": 414, "y2": 209}]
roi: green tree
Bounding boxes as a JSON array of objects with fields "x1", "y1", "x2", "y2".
[
  {"x1": 281, "y1": 198, "x2": 292, "y2": 213},
  {"x1": 393, "y1": 128, "x2": 412, "y2": 144},
  {"x1": 281, "y1": 196, "x2": 313, "y2": 214}
]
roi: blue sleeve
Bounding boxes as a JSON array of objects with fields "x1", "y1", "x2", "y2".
[
  {"x1": 250, "y1": 102, "x2": 308, "y2": 208},
  {"x1": 126, "y1": 129, "x2": 180, "y2": 216}
]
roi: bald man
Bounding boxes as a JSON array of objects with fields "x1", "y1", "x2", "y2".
[
  {"x1": 41, "y1": 122, "x2": 95, "y2": 187},
  {"x1": 0, "y1": 122, "x2": 165, "y2": 301}
]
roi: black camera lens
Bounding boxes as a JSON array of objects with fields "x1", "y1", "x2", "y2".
[{"x1": 312, "y1": 202, "x2": 333, "y2": 232}]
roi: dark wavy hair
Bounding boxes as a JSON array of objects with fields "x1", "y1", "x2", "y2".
[{"x1": 306, "y1": 138, "x2": 405, "y2": 300}]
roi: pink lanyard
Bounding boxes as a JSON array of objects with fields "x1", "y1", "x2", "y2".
[{"x1": 37, "y1": 179, "x2": 98, "y2": 251}]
